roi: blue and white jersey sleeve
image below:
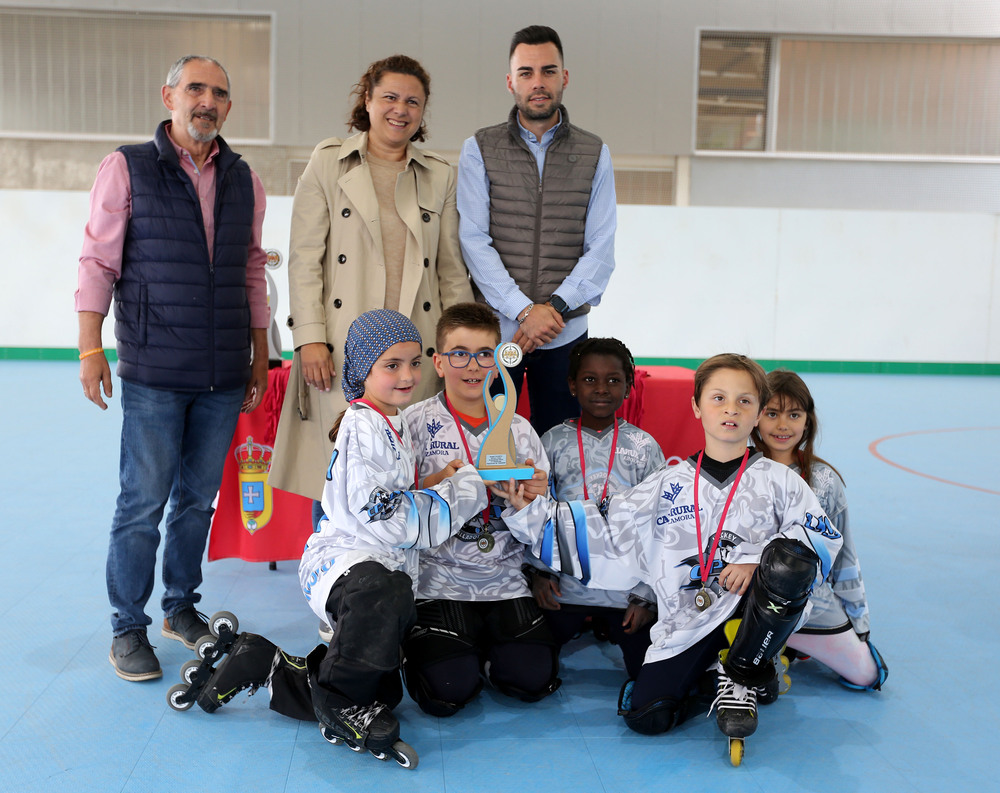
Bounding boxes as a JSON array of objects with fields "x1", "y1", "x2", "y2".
[
  {"x1": 299, "y1": 405, "x2": 488, "y2": 619},
  {"x1": 332, "y1": 407, "x2": 487, "y2": 550},
  {"x1": 798, "y1": 461, "x2": 870, "y2": 635}
]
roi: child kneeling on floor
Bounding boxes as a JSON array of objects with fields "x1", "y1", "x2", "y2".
[{"x1": 496, "y1": 353, "x2": 844, "y2": 744}]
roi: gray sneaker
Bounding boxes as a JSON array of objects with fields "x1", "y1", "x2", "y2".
[
  {"x1": 162, "y1": 607, "x2": 211, "y2": 649},
  {"x1": 110, "y1": 630, "x2": 162, "y2": 681}
]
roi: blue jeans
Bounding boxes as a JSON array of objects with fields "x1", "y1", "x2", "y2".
[{"x1": 107, "y1": 381, "x2": 243, "y2": 635}]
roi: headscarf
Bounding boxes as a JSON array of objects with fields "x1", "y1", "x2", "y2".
[{"x1": 342, "y1": 309, "x2": 422, "y2": 401}]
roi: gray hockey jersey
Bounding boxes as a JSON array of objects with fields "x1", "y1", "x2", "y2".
[
  {"x1": 504, "y1": 450, "x2": 844, "y2": 664},
  {"x1": 538, "y1": 418, "x2": 665, "y2": 609},
  {"x1": 405, "y1": 392, "x2": 550, "y2": 601},
  {"x1": 795, "y1": 461, "x2": 870, "y2": 635},
  {"x1": 299, "y1": 402, "x2": 489, "y2": 621}
]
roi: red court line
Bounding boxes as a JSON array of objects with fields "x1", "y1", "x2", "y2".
[{"x1": 868, "y1": 427, "x2": 1000, "y2": 496}]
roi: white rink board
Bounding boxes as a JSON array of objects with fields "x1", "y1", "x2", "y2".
[{"x1": 2, "y1": 189, "x2": 998, "y2": 364}]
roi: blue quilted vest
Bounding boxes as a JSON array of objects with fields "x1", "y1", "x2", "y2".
[{"x1": 114, "y1": 121, "x2": 254, "y2": 391}]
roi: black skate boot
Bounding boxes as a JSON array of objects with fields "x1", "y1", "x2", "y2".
[
  {"x1": 710, "y1": 662, "x2": 758, "y2": 767},
  {"x1": 711, "y1": 664, "x2": 758, "y2": 738},
  {"x1": 754, "y1": 675, "x2": 780, "y2": 706},
  {"x1": 194, "y1": 632, "x2": 279, "y2": 713},
  {"x1": 306, "y1": 646, "x2": 418, "y2": 768}
]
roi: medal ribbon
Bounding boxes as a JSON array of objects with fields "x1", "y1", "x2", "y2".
[
  {"x1": 444, "y1": 394, "x2": 491, "y2": 526},
  {"x1": 693, "y1": 448, "x2": 750, "y2": 588},
  {"x1": 351, "y1": 399, "x2": 418, "y2": 489},
  {"x1": 576, "y1": 418, "x2": 619, "y2": 503}
]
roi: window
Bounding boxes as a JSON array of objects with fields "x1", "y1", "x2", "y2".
[
  {"x1": 697, "y1": 33, "x2": 1000, "y2": 158},
  {"x1": 696, "y1": 34, "x2": 771, "y2": 152},
  {"x1": 0, "y1": 8, "x2": 271, "y2": 142}
]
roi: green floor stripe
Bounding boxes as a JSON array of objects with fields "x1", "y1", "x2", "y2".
[{"x1": 3, "y1": 348, "x2": 998, "y2": 376}]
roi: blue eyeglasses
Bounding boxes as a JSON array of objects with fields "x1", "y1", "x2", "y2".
[{"x1": 439, "y1": 349, "x2": 496, "y2": 369}]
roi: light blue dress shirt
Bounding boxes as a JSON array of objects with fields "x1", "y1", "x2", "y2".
[{"x1": 457, "y1": 111, "x2": 617, "y2": 349}]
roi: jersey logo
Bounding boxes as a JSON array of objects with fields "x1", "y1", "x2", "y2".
[
  {"x1": 360, "y1": 486, "x2": 403, "y2": 522},
  {"x1": 662, "y1": 482, "x2": 683, "y2": 503},
  {"x1": 627, "y1": 431, "x2": 652, "y2": 452},
  {"x1": 427, "y1": 419, "x2": 443, "y2": 439},
  {"x1": 804, "y1": 512, "x2": 842, "y2": 540},
  {"x1": 677, "y1": 536, "x2": 738, "y2": 592}
]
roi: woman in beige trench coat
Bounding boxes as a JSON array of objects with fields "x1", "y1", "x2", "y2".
[{"x1": 269, "y1": 55, "x2": 473, "y2": 503}]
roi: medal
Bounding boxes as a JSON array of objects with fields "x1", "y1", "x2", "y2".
[
  {"x1": 693, "y1": 449, "x2": 750, "y2": 611},
  {"x1": 477, "y1": 532, "x2": 495, "y2": 553}
]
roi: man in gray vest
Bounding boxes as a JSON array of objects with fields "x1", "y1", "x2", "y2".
[
  {"x1": 458, "y1": 25, "x2": 617, "y2": 435},
  {"x1": 75, "y1": 55, "x2": 269, "y2": 682}
]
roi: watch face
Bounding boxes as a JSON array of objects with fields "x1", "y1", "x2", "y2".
[{"x1": 550, "y1": 296, "x2": 569, "y2": 315}]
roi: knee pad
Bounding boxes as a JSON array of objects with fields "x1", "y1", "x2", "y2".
[
  {"x1": 617, "y1": 680, "x2": 681, "y2": 735},
  {"x1": 726, "y1": 539, "x2": 819, "y2": 687},
  {"x1": 839, "y1": 640, "x2": 889, "y2": 692},
  {"x1": 402, "y1": 600, "x2": 482, "y2": 716},
  {"x1": 484, "y1": 597, "x2": 555, "y2": 646},
  {"x1": 484, "y1": 599, "x2": 560, "y2": 702},
  {"x1": 402, "y1": 655, "x2": 482, "y2": 717},
  {"x1": 404, "y1": 600, "x2": 480, "y2": 668},
  {"x1": 486, "y1": 642, "x2": 561, "y2": 702}
]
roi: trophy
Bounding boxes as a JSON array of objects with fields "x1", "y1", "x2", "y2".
[{"x1": 476, "y1": 342, "x2": 534, "y2": 480}]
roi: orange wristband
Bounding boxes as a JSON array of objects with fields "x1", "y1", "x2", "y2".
[{"x1": 79, "y1": 347, "x2": 105, "y2": 360}]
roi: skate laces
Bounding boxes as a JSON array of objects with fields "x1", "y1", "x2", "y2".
[
  {"x1": 709, "y1": 667, "x2": 757, "y2": 717},
  {"x1": 340, "y1": 702, "x2": 387, "y2": 733}
]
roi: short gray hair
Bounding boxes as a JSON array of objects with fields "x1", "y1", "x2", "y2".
[{"x1": 165, "y1": 55, "x2": 231, "y2": 96}]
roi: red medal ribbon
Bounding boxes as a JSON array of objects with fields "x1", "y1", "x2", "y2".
[
  {"x1": 444, "y1": 394, "x2": 491, "y2": 525},
  {"x1": 351, "y1": 399, "x2": 418, "y2": 489},
  {"x1": 576, "y1": 418, "x2": 619, "y2": 503},
  {"x1": 693, "y1": 448, "x2": 750, "y2": 589}
]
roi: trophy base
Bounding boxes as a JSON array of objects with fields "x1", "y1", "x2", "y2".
[{"x1": 477, "y1": 466, "x2": 535, "y2": 481}]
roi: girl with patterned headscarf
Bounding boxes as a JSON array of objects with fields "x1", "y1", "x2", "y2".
[{"x1": 184, "y1": 311, "x2": 489, "y2": 767}]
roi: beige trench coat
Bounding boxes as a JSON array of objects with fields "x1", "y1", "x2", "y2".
[{"x1": 268, "y1": 132, "x2": 473, "y2": 500}]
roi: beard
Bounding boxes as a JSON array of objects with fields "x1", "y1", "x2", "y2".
[
  {"x1": 187, "y1": 112, "x2": 220, "y2": 143},
  {"x1": 515, "y1": 90, "x2": 562, "y2": 122}
]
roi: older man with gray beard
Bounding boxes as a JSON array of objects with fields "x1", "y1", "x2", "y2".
[{"x1": 75, "y1": 54, "x2": 269, "y2": 681}]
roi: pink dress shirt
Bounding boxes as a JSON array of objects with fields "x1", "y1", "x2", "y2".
[{"x1": 75, "y1": 123, "x2": 268, "y2": 328}]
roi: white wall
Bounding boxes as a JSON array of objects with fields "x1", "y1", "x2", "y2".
[
  {"x1": 592, "y1": 206, "x2": 1000, "y2": 362},
  {"x1": 3, "y1": 188, "x2": 997, "y2": 363}
]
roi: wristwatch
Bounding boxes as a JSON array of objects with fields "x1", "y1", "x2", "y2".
[{"x1": 548, "y1": 295, "x2": 570, "y2": 317}]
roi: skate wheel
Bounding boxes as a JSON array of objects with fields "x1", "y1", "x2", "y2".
[
  {"x1": 195, "y1": 635, "x2": 218, "y2": 660},
  {"x1": 369, "y1": 749, "x2": 389, "y2": 761},
  {"x1": 319, "y1": 725, "x2": 343, "y2": 745},
  {"x1": 209, "y1": 610, "x2": 239, "y2": 637},
  {"x1": 346, "y1": 741, "x2": 364, "y2": 753},
  {"x1": 180, "y1": 659, "x2": 203, "y2": 685},
  {"x1": 391, "y1": 740, "x2": 419, "y2": 770},
  {"x1": 779, "y1": 673, "x2": 792, "y2": 695},
  {"x1": 167, "y1": 683, "x2": 193, "y2": 712},
  {"x1": 729, "y1": 737, "x2": 744, "y2": 767}
]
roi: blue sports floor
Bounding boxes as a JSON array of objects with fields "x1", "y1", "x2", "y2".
[{"x1": 2, "y1": 361, "x2": 998, "y2": 793}]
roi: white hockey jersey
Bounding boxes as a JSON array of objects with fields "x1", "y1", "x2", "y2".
[
  {"x1": 537, "y1": 418, "x2": 665, "y2": 609},
  {"x1": 405, "y1": 392, "x2": 550, "y2": 601},
  {"x1": 299, "y1": 402, "x2": 489, "y2": 621},
  {"x1": 504, "y1": 450, "x2": 844, "y2": 664},
  {"x1": 795, "y1": 461, "x2": 870, "y2": 634}
]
